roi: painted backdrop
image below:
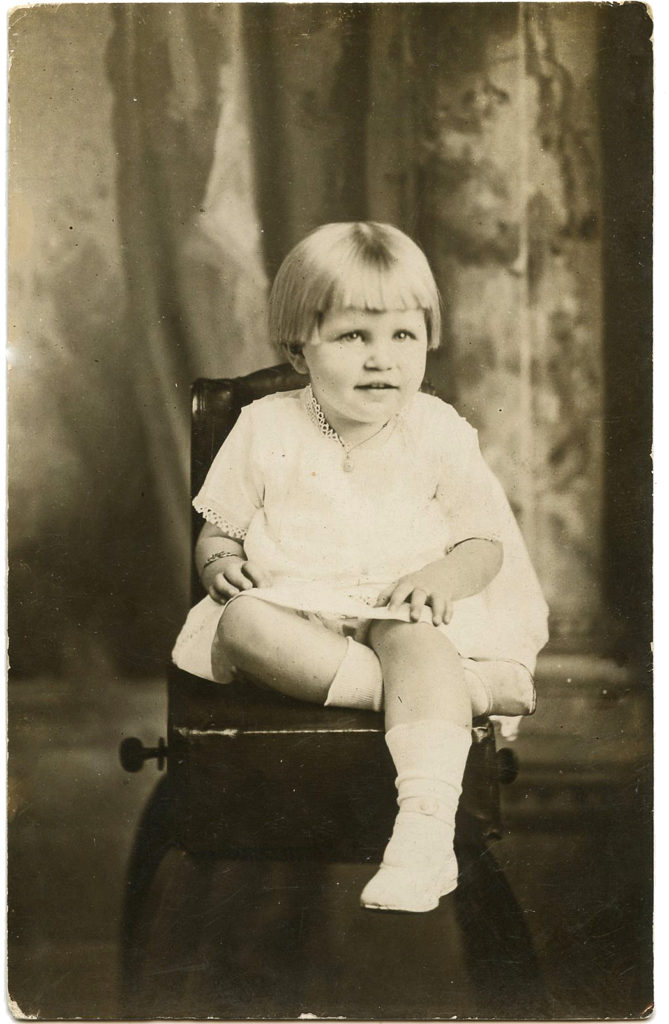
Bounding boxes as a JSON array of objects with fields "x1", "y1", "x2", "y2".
[{"x1": 8, "y1": 3, "x2": 652, "y2": 677}]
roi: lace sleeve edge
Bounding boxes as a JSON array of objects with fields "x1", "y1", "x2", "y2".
[{"x1": 192, "y1": 500, "x2": 248, "y2": 540}]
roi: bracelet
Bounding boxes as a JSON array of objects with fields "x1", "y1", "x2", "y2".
[{"x1": 202, "y1": 550, "x2": 240, "y2": 569}]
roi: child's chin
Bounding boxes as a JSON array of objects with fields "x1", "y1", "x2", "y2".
[{"x1": 357, "y1": 388, "x2": 402, "y2": 406}]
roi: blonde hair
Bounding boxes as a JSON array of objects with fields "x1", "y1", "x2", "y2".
[{"x1": 269, "y1": 222, "x2": 442, "y2": 351}]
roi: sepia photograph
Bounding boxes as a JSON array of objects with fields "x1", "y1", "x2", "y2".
[{"x1": 6, "y1": 1, "x2": 653, "y2": 1019}]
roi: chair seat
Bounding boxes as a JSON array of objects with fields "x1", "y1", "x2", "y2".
[{"x1": 167, "y1": 664, "x2": 502, "y2": 860}]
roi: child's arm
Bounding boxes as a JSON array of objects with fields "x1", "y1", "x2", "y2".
[
  {"x1": 375, "y1": 538, "x2": 503, "y2": 626},
  {"x1": 196, "y1": 521, "x2": 272, "y2": 604}
]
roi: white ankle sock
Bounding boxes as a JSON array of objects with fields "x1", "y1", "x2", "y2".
[{"x1": 324, "y1": 636, "x2": 383, "y2": 711}]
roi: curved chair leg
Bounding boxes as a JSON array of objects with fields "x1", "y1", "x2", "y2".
[
  {"x1": 454, "y1": 839, "x2": 549, "y2": 1018},
  {"x1": 119, "y1": 775, "x2": 175, "y2": 1011}
]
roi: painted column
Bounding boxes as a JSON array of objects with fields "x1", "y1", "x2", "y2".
[{"x1": 417, "y1": 4, "x2": 604, "y2": 639}]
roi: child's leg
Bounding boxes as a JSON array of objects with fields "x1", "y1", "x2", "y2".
[
  {"x1": 213, "y1": 595, "x2": 382, "y2": 707},
  {"x1": 361, "y1": 620, "x2": 473, "y2": 912},
  {"x1": 372, "y1": 620, "x2": 471, "y2": 731}
]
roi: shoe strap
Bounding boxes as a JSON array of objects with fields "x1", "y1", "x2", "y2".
[{"x1": 397, "y1": 794, "x2": 453, "y2": 824}]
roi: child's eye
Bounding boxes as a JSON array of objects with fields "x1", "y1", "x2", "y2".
[
  {"x1": 394, "y1": 330, "x2": 416, "y2": 341},
  {"x1": 338, "y1": 330, "x2": 363, "y2": 342}
]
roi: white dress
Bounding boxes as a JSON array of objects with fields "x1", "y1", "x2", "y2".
[{"x1": 172, "y1": 387, "x2": 549, "y2": 682}]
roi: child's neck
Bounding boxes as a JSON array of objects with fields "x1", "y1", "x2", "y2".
[
  {"x1": 312, "y1": 391, "x2": 392, "y2": 447},
  {"x1": 335, "y1": 419, "x2": 392, "y2": 447}
]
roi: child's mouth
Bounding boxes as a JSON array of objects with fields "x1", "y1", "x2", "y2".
[{"x1": 356, "y1": 383, "x2": 398, "y2": 390}]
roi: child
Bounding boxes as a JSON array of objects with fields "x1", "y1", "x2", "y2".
[{"x1": 173, "y1": 222, "x2": 549, "y2": 914}]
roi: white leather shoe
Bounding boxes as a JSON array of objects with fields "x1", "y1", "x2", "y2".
[
  {"x1": 360, "y1": 806, "x2": 459, "y2": 912},
  {"x1": 360, "y1": 857, "x2": 459, "y2": 912}
]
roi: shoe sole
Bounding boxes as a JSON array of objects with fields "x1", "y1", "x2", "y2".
[{"x1": 360, "y1": 873, "x2": 459, "y2": 913}]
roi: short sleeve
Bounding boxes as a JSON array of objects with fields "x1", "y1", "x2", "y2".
[
  {"x1": 192, "y1": 406, "x2": 263, "y2": 540},
  {"x1": 436, "y1": 415, "x2": 505, "y2": 548}
]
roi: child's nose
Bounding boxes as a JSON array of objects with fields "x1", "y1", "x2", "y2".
[{"x1": 364, "y1": 337, "x2": 393, "y2": 368}]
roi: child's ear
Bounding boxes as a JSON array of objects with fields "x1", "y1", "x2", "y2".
[{"x1": 283, "y1": 341, "x2": 309, "y2": 375}]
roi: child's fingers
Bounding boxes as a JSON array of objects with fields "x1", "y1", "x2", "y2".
[
  {"x1": 409, "y1": 587, "x2": 428, "y2": 622},
  {"x1": 442, "y1": 598, "x2": 454, "y2": 624},
  {"x1": 223, "y1": 564, "x2": 254, "y2": 591},
  {"x1": 387, "y1": 580, "x2": 414, "y2": 612},
  {"x1": 208, "y1": 580, "x2": 238, "y2": 603},
  {"x1": 430, "y1": 595, "x2": 446, "y2": 626},
  {"x1": 374, "y1": 584, "x2": 395, "y2": 607},
  {"x1": 215, "y1": 571, "x2": 242, "y2": 594},
  {"x1": 210, "y1": 572, "x2": 243, "y2": 600},
  {"x1": 242, "y1": 561, "x2": 271, "y2": 588}
]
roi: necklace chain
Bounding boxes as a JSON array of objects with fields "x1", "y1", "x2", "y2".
[{"x1": 305, "y1": 385, "x2": 394, "y2": 471}]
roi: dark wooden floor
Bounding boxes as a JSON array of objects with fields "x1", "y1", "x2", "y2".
[{"x1": 7, "y1": 653, "x2": 653, "y2": 1019}]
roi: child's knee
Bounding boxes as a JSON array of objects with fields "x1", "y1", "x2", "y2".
[
  {"x1": 214, "y1": 593, "x2": 262, "y2": 661},
  {"x1": 369, "y1": 619, "x2": 458, "y2": 662},
  {"x1": 369, "y1": 619, "x2": 419, "y2": 650}
]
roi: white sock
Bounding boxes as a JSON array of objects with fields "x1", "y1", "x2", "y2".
[
  {"x1": 324, "y1": 636, "x2": 383, "y2": 711},
  {"x1": 387, "y1": 718, "x2": 473, "y2": 818}
]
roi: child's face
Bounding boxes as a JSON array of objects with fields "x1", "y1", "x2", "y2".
[{"x1": 295, "y1": 306, "x2": 428, "y2": 436}]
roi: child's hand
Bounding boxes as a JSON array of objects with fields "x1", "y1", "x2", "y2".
[
  {"x1": 203, "y1": 557, "x2": 272, "y2": 604},
  {"x1": 375, "y1": 560, "x2": 455, "y2": 625}
]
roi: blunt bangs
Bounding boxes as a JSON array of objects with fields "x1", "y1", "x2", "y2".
[{"x1": 269, "y1": 222, "x2": 442, "y2": 350}]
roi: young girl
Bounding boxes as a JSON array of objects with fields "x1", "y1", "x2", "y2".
[{"x1": 173, "y1": 222, "x2": 549, "y2": 914}]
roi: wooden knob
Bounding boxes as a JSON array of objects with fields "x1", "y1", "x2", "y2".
[{"x1": 120, "y1": 736, "x2": 168, "y2": 773}]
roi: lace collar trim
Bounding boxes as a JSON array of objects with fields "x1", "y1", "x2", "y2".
[{"x1": 304, "y1": 385, "x2": 344, "y2": 444}]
